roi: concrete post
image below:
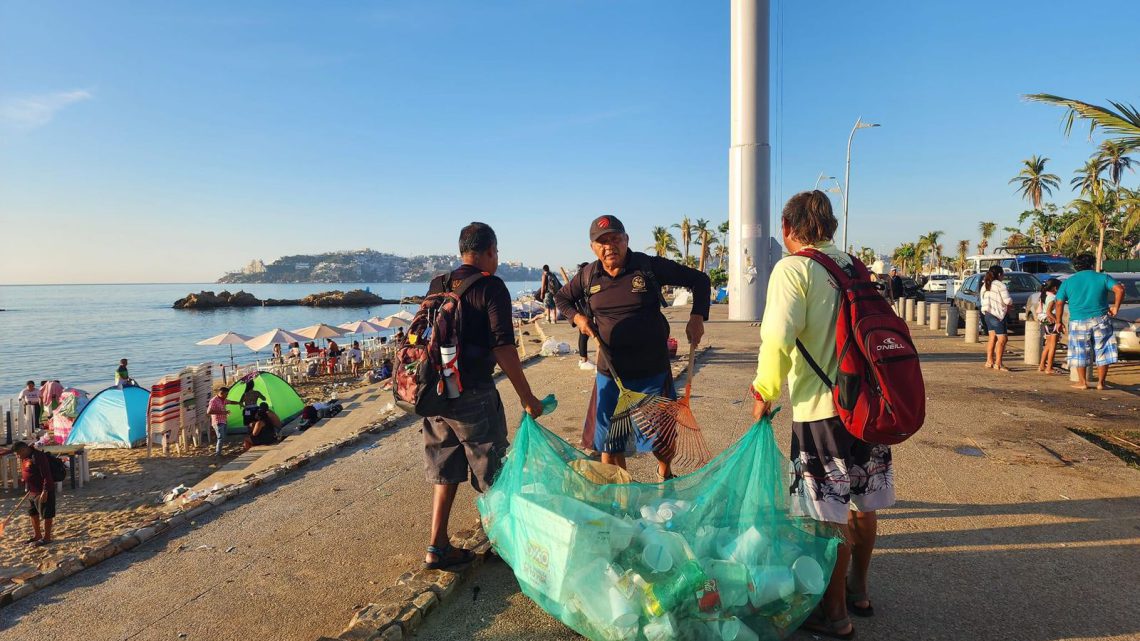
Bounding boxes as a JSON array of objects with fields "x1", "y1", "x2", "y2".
[
  {"x1": 1069, "y1": 363, "x2": 1095, "y2": 385},
  {"x1": 964, "y1": 310, "x2": 979, "y2": 343},
  {"x1": 946, "y1": 305, "x2": 959, "y2": 336},
  {"x1": 1023, "y1": 320, "x2": 1042, "y2": 365},
  {"x1": 929, "y1": 303, "x2": 942, "y2": 331},
  {"x1": 916, "y1": 301, "x2": 927, "y2": 326},
  {"x1": 905, "y1": 298, "x2": 916, "y2": 322},
  {"x1": 727, "y1": 0, "x2": 771, "y2": 321}
]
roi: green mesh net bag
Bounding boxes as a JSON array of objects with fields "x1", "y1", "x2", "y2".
[{"x1": 477, "y1": 414, "x2": 841, "y2": 641}]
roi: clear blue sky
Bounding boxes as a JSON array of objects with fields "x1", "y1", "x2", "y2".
[{"x1": 1, "y1": 1, "x2": 1134, "y2": 284}]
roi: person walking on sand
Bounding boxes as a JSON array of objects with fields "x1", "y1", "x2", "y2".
[
  {"x1": 555, "y1": 214, "x2": 710, "y2": 481},
  {"x1": 751, "y1": 191, "x2": 896, "y2": 640},
  {"x1": 1054, "y1": 253, "x2": 1126, "y2": 390},
  {"x1": 1028, "y1": 278, "x2": 1062, "y2": 374},
  {"x1": 207, "y1": 386, "x2": 241, "y2": 457},
  {"x1": 419, "y1": 222, "x2": 544, "y2": 571},
  {"x1": 538, "y1": 265, "x2": 562, "y2": 324},
  {"x1": 979, "y1": 265, "x2": 1012, "y2": 372},
  {"x1": 17, "y1": 381, "x2": 42, "y2": 430},
  {"x1": 0, "y1": 442, "x2": 57, "y2": 545}
]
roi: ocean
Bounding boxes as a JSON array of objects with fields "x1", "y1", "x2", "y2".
[{"x1": 0, "y1": 281, "x2": 540, "y2": 400}]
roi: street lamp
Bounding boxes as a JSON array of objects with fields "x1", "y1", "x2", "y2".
[
  {"x1": 842, "y1": 116, "x2": 880, "y2": 250},
  {"x1": 813, "y1": 172, "x2": 834, "y2": 189}
]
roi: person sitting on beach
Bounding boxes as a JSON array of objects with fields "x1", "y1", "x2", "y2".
[
  {"x1": 288, "y1": 342, "x2": 302, "y2": 360},
  {"x1": 243, "y1": 406, "x2": 279, "y2": 451},
  {"x1": 305, "y1": 342, "x2": 320, "y2": 357},
  {"x1": 378, "y1": 358, "x2": 393, "y2": 380},
  {"x1": 239, "y1": 381, "x2": 266, "y2": 428},
  {"x1": 348, "y1": 341, "x2": 364, "y2": 377},
  {"x1": 394, "y1": 328, "x2": 406, "y2": 346},
  {"x1": 207, "y1": 387, "x2": 241, "y2": 457},
  {"x1": 272, "y1": 343, "x2": 283, "y2": 364},
  {"x1": 0, "y1": 442, "x2": 56, "y2": 546}
]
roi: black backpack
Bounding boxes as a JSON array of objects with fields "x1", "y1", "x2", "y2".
[{"x1": 44, "y1": 452, "x2": 67, "y2": 482}]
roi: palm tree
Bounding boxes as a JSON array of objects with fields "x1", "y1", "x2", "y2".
[
  {"x1": 917, "y1": 231, "x2": 944, "y2": 271},
  {"x1": 1009, "y1": 155, "x2": 1061, "y2": 210},
  {"x1": 672, "y1": 217, "x2": 693, "y2": 263},
  {"x1": 978, "y1": 221, "x2": 996, "y2": 254},
  {"x1": 1003, "y1": 226, "x2": 1028, "y2": 248},
  {"x1": 648, "y1": 226, "x2": 678, "y2": 258},
  {"x1": 1098, "y1": 141, "x2": 1135, "y2": 188},
  {"x1": 1071, "y1": 156, "x2": 1107, "y2": 199},
  {"x1": 1025, "y1": 94, "x2": 1140, "y2": 152},
  {"x1": 955, "y1": 240, "x2": 970, "y2": 276},
  {"x1": 857, "y1": 247, "x2": 877, "y2": 266},
  {"x1": 892, "y1": 243, "x2": 917, "y2": 275},
  {"x1": 1060, "y1": 195, "x2": 1116, "y2": 271},
  {"x1": 1018, "y1": 204, "x2": 1063, "y2": 251},
  {"x1": 1120, "y1": 187, "x2": 1140, "y2": 236},
  {"x1": 693, "y1": 218, "x2": 714, "y2": 272}
]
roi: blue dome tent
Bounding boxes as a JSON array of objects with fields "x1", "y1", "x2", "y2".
[{"x1": 65, "y1": 386, "x2": 151, "y2": 448}]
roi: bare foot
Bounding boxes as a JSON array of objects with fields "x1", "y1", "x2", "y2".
[
  {"x1": 984, "y1": 362, "x2": 993, "y2": 369},
  {"x1": 1096, "y1": 384, "x2": 1106, "y2": 390},
  {"x1": 1070, "y1": 383, "x2": 1088, "y2": 390}
]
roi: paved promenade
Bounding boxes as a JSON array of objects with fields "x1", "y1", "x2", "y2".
[
  {"x1": 416, "y1": 308, "x2": 1140, "y2": 641},
  {"x1": 3, "y1": 307, "x2": 1139, "y2": 640}
]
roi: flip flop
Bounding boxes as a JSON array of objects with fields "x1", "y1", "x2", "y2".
[
  {"x1": 846, "y1": 578, "x2": 875, "y2": 618},
  {"x1": 801, "y1": 605, "x2": 856, "y2": 640},
  {"x1": 423, "y1": 544, "x2": 474, "y2": 571}
]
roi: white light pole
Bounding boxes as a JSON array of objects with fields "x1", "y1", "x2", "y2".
[
  {"x1": 842, "y1": 117, "x2": 879, "y2": 251},
  {"x1": 728, "y1": 0, "x2": 770, "y2": 321},
  {"x1": 813, "y1": 172, "x2": 833, "y2": 189}
]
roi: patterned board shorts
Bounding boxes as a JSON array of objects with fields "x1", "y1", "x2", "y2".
[
  {"x1": 789, "y1": 417, "x2": 896, "y2": 524},
  {"x1": 1068, "y1": 315, "x2": 1118, "y2": 368}
]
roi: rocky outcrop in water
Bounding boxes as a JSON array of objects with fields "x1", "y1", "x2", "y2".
[{"x1": 173, "y1": 289, "x2": 396, "y2": 310}]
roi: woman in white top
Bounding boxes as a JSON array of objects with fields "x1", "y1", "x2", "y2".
[
  {"x1": 979, "y1": 265, "x2": 1012, "y2": 371},
  {"x1": 1029, "y1": 278, "x2": 1062, "y2": 374}
]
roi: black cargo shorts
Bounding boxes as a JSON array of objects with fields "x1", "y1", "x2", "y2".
[{"x1": 422, "y1": 386, "x2": 509, "y2": 492}]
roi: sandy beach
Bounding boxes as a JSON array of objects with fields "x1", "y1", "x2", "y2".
[{"x1": 0, "y1": 370, "x2": 375, "y2": 586}]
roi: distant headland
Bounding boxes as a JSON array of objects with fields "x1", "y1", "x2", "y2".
[
  {"x1": 217, "y1": 249, "x2": 542, "y2": 284},
  {"x1": 172, "y1": 289, "x2": 422, "y2": 310}
]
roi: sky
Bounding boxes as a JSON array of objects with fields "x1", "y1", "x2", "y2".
[{"x1": 1, "y1": 0, "x2": 1136, "y2": 284}]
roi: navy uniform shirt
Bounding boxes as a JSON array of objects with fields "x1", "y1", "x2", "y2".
[{"x1": 555, "y1": 252, "x2": 710, "y2": 379}]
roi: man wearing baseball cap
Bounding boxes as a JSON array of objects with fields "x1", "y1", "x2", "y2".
[{"x1": 555, "y1": 214, "x2": 711, "y2": 480}]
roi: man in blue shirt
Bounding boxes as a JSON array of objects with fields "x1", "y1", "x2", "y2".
[{"x1": 1055, "y1": 253, "x2": 1125, "y2": 390}]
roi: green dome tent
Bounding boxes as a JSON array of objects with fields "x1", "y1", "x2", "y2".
[{"x1": 226, "y1": 372, "x2": 305, "y2": 431}]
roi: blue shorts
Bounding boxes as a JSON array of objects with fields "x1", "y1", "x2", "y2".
[
  {"x1": 983, "y1": 313, "x2": 1007, "y2": 335},
  {"x1": 586, "y1": 372, "x2": 676, "y2": 454}
]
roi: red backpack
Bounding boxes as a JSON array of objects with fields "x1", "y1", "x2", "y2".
[
  {"x1": 393, "y1": 271, "x2": 486, "y2": 417},
  {"x1": 793, "y1": 249, "x2": 925, "y2": 445}
]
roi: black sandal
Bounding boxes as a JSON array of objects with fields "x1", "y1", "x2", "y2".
[
  {"x1": 423, "y1": 544, "x2": 474, "y2": 571},
  {"x1": 846, "y1": 580, "x2": 875, "y2": 618},
  {"x1": 801, "y1": 605, "x2": 856, "y2": 640}
]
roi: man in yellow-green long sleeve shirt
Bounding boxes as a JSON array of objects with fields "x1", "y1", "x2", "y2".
[{"x1": 750, "y1": 191, "x2": 896, "y2": 640}]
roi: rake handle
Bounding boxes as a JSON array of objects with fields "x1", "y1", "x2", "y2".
[
  {"x1": 1, "y1": 493, "x2": 31, "y2": 526},
  {"x1": 684, "y1": 344, "x2": 697, "y2": 394}
]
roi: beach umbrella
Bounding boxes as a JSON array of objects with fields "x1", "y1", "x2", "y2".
[
  {"x1": 245, "y1": 328, "x2": 309, "y2": 352},
  {"x1": 292, "y1": 323, "x2": 350, "y2": 340},
  {"x1": 196, "y1": 331, "x2": 252, "y2": 371},
  {"x1": 392, "y1": 309, "x2": 415, "y2": 321},
  {"x1": 376, "y1": 314, "x2": 411, "y2": 329},
  {"x1": 339, "y1": 320, "x2": 384, "y2": 335}
]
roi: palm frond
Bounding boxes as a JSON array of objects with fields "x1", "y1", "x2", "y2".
[{"x1": 1025, "y1": 94, "x2": 1140, "y2": 150}]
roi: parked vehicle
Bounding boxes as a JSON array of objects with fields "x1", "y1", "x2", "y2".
[
  {"x1": 962, "y1": 249, "x2": 1074, "y2": 281},
  {"x1": 900, "y1": 277, "x2": 925, "y2": 301},
  {"x1": 952, "y1": 271, "x2": 1041, "y2": 333},
  {"x1": 924, "y1": 274, "x2": 951, "y2": 292}
]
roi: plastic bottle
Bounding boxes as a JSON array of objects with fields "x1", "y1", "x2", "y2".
[{"x1": 642, "y1": 560, "x2": 712, "y2": 617}]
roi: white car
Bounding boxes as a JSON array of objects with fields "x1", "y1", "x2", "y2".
[{"x1": 924, "y1": 274, "x2": 951, "y2": 292}]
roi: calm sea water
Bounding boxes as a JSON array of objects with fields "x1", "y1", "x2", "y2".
[{"x1": 0, "y1": 281, "x2": 539, "y2": 400}]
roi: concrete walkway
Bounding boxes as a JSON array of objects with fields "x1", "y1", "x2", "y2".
[{"x1": 415, "y1": 307, "x2": 1140, "y2": 641}]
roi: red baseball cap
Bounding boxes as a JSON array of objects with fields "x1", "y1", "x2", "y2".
[{"x1": 589, "y1": 215, "x2": 626, "y2": 242}]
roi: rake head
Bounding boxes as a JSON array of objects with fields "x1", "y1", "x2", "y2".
[{"x1": 635, "y1": 397, "x2": 711, "y2": 471}]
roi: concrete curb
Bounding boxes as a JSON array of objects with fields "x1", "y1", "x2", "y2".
[
  {"x1": 337, "y1": 521, "x2": 491, "y2": 641},
  {"x1": 0, "y1": 413, "x2": 402, "y2": 610}
]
